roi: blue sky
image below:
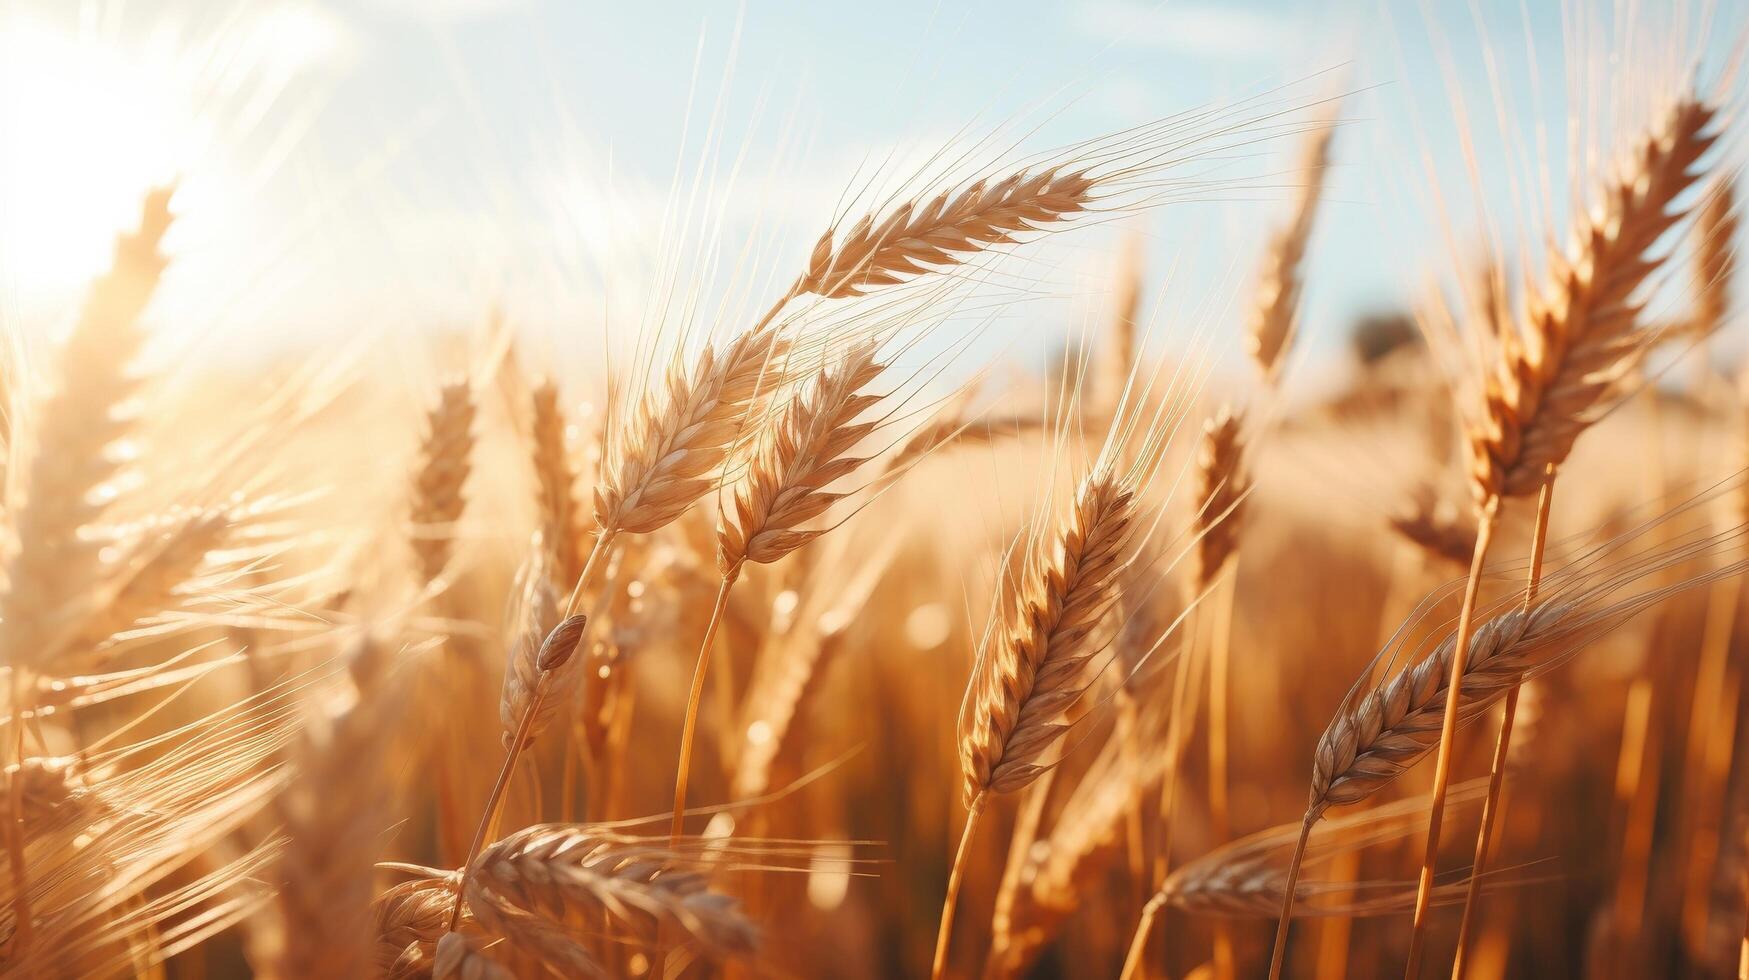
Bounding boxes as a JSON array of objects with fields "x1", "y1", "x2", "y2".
[{"x1": 0, "y1": 0, "x2": 1740, "y2": 381}]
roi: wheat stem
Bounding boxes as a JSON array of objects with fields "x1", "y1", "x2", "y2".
[
  {"x1": 1265, "y1": 812, "x2": 1318, "y2": 980},
  {"x1": 1404, "y1": 496, "x2": 1500, "y2": 976},
  {"x1": 670, "y1": 566, "x2": 742, "y2": 843},
  {"x1": 451, "y1": 532, "x2": 614, "y2": 931},
  {"x1": 1453, "y1": 466, "x2": 1554, "y2": 977},
  {"x1": 1117, "y1": 892, "x2": 1166, "y2": 980},
  {"x1": 1207, "y1": 570, "x2": 1238, "y2": 979},
  {"x1": 932, "y1": 794, "x2": 986, "y2": 980}
]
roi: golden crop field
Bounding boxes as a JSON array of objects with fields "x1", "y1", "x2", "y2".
[{"x1": 1, "y1": 1, "x2": 1747, "y2": 978}]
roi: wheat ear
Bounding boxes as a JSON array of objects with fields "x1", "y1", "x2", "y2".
[
  {"x1": 936, "y1": 469, "x2": 1138, "y2": 980},
  {"x1": 1404, "y1": 92, "x2": 1720, "y2": 975},
  {"x1": 465, "y1": 826, "x2": 756, "y2": 968},
  {"x1": 1389, "y1": 487, "x2": 1478, "y2": 569},
  {"x1": 531, "y1": 380, "x2": 587, "y2": 589},
  {"x1": 1248, "y1": 117, "x2": 1337, "y2": 382},
  {"x1": 0, "y1": 188, "x2": 172, "y2": 674},
  {"x1": 376, "y1": 876, "x2": 464, "y2": 977},
  {"x1": 456, "y1": 323, "x2": 790, "y2": 935},
  {"x1": 1193, "y1": 403, "x2": 1249, "y2": 977},
  {"x1": 70, "y1": 507, "x2": 231, "y2": 661},
  {"x1": 409, "y1": 381, "x2": 476, "y2": 587},
  {"x1": 1695, "y1": 177, "x2": 1737, "y2": 337},
  {"x1": 433, "y1": 931, "x2": 513, "y2": 980},
  {"x1": 670, "y1": 341, "x2": 888, "y2": 840},
  {"x1": 783, "y1": 168, "x2": 1097, "y2": 309}
]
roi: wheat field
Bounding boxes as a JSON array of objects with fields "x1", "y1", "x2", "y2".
[{"x1": 4, "y1": 2, "x2": 1749, "y2": 978}]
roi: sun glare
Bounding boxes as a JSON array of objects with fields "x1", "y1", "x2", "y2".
[{"x1": 0, "y1": 5, "x2": 346, "y2": 333}]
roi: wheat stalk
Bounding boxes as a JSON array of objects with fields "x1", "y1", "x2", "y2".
[{"x1": 1696, "y1": 177, "x2": 1738, "y2": 336}]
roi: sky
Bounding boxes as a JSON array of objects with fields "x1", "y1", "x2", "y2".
[{"x1": 0, "y1": 0, "x2": 1741, "y2": 383}]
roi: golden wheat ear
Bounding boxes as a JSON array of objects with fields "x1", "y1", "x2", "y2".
[
  {"x1": 791, "y1": 168, "x2": 1098, "y2": 304},
  {"x1": 0, "y1": 187, "x2": 173, "y2": 672},
  {"x1": 1248, "y1": 112, "x2": 1339, "y2": 383},
  {"x1": 408, "y1": 380, "x2": 476, "y2": 588},
  {"x1": 1470, "y1": 95, "x2": 1720, "y2": 501}
]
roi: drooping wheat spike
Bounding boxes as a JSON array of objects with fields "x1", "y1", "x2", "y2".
[
  {"x1": 0, "y1": 188, "x2": 172, "y2": 672},
  {"x1": 1161, "y1": 780, "x2": 1495, "y2": 919},
  {"x1": 531, "y1": 380, "x2": 586, "y2": 588},
  {"x1": 260, "y1": 638, "x2": 403, "y2": 980},
  {"x1": 1313, "y1": 529, "x2": 1746, "y2": 819},
  {"x1": 788, "y1": 168, "x2": 1097, "y2": 304},
  {"x1": 1194, "y1": 405, "x2": 1248, "y2": 590},
  {"x1": 433, "y1": 931, "x2": 514, "y2": 980},
  {"x1": 1469, "y1": 96, "x2": 1718, "y2": 501},
  {"x1": 594, "y1": 325, "x2": 790, "y2": 537},
  {"x1": 1247, "y1": 117, "x2": 1336, "y2": 382},
  {"x1": 69, "y1": 507, "x2": 231, "y2": 659},
  {"x1": 410, "y1": 381, "x2": 477, "y2": 586},
  {"x1": 1388, "y1": 487, "x2": 1477, "y2": 568},
  {"x1": 960, "y1": 469, "x2": 1138, "y2": 804},
  {"x1": 1695, "y1": 176, "x2": 1737, "y2": 336},
  {"x1": 465, "y1": 827, "x2": 757, "y2": 962},
  {"x1": 718, "y1": 340, "x2": 884, "y2": 570},
  {"x1": 376, "y1": 876, "x2": 463, "y2": 977}
]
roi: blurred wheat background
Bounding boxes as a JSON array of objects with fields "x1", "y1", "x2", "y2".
[{"x1": 2, "y1": 1, "x2": 1748, "y2": 978}]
